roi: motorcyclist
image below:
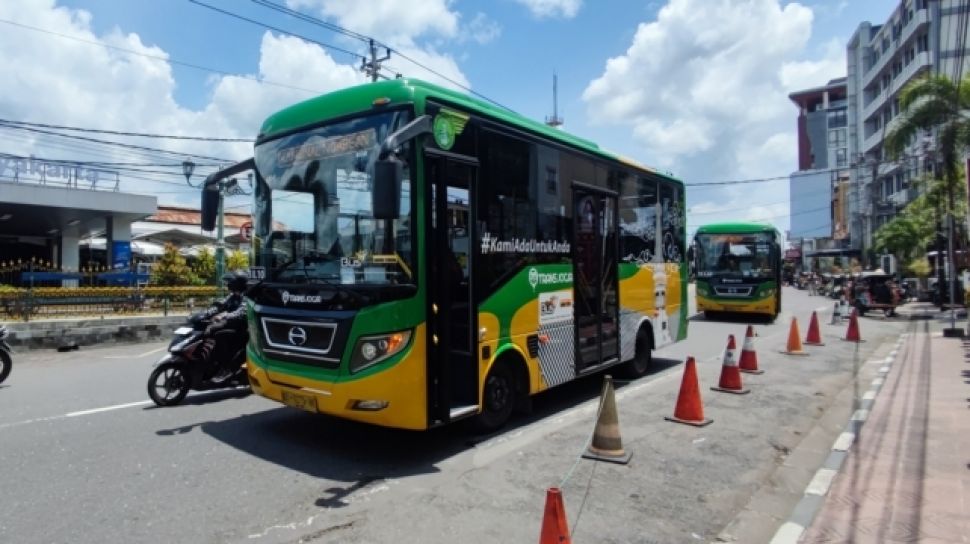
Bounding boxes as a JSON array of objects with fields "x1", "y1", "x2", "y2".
[
  {"x1": 199, "y1": 273, "x2": 246, "y2": 321},
  {"x1": 196, "y1": 273, "x2": 249, "y2": 382}
]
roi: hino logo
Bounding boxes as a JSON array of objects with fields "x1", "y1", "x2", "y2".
[
  {"x1": 288, "y1": 326, "x2": 308, "y2": 346},
  {"x1": 281, "y1": 290, "x2": 322, "y2": 305}
]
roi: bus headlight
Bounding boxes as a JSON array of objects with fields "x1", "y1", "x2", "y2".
[{"x1": 350, "y1": 330, "x2": 412, "y2": 373}]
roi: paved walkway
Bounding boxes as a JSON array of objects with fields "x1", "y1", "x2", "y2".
[{"x1": 800, "y1": 323, "x2": 970, "y2": 543}]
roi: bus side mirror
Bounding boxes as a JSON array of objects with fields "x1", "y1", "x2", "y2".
[
  {"x1": 201, "y1": 187, "x2": 219, "y2": 231},
  {"x1": 372, "y1": 159, "x2": 402, "y2": 220}
]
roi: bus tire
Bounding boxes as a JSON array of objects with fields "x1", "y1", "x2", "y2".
[
  {"x1": 619, "y1": 327, "x2": 653, "y2": 379},
  {"x1": 475, "y1": 361, "x2": 518, "y2": 433}
]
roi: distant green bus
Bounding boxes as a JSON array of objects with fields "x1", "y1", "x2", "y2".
[{"x1": 693, "y1": 222, "x2": 782, "y2": 320}]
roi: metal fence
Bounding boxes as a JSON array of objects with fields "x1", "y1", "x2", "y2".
[{"x1": 0, "y1": 286, "x2": 220, "y2": 321}]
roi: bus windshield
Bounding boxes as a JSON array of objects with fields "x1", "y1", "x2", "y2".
[
  {"x1": 695, "y1": 232, "x2": 776, "y2": 279},
  {"x1": 252, "y1": 109, "x2": 414, "y2": 286}
]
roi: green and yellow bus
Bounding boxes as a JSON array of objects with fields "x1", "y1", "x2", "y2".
[
  {"x1": 693, "y1": 222, "x2": 782, "y2": 320},
  {"x1": 202, "y1": 78, "x2": 688, "y2": 430}
]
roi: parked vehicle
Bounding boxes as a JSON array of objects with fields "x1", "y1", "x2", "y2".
[
  {"x1": 849, "y1": 271, "x2": 902, "y2": 317},
  {"x1": 146, "y1": 316, "x2": 249, "y2": 406},
  {"x1": 0, "y1": 325, "x2": 11, "y2": 385}
]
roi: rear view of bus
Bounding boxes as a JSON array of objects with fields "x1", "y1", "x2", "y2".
[{"x1": 693, "y1": 223, "x2": 782, "y2": 320}]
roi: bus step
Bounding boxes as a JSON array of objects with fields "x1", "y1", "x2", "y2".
[{"x1": 449, "y1": 405, "x2": 478, "y2": 420}]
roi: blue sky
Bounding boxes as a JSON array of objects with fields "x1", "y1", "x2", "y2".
[{"x1": 2, "y1": 0, "x2": 901, "y2": 238}]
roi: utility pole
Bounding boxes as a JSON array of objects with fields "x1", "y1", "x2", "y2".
[{"x1": 361, "y1": 39, "x2": 391, "y2": 82}]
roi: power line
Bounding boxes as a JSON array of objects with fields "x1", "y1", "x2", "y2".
[
  {"x1": 0, "y1": 17, "x2": 323, "y2": 96},
  {"x1": 0, "y1": 118, "x2": 253, "y2": 143},
  {"x1": 0, "y1": 122, "x2": 233, "y2": 162},
  {"x1": 246, "y1": 0, "x2": 514, "y2": 110},
  {"x1": 187, "y1": 0, "x2": 364, "y2": 61}
]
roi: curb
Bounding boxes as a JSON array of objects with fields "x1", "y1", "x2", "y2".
[{"x1": 767, "y1": 333, "x2": 907, "y2": 544}]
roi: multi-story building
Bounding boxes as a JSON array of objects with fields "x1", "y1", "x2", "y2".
[
  {"x1": 846, "y1": 0, "x2": 969, "y2": 265},
  {"x1": 787, "y1": 78, "x2": 853, "y2": 271}
]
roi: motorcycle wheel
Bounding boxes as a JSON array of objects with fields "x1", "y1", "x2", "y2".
[
  {"x1": 0, "y1": 350, "x2": 11, "y2": 385},
  {"x1": 148, "y1": 362, "x2": 190, "y2": 406}
]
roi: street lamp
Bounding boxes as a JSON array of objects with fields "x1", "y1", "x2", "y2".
[{"x1": 182, "y1": 159, "x2": 198, "y2": 187}]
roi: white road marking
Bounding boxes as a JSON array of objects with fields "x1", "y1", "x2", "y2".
[
  {"x1": 871, "y1": 377, "x2": 884, "y2": 387},
  {"x1": 862, "y1": 390, "x2": 876, "y2": 401},
  {"x1": 104, "y1": 346, "x2": 166, "y2": 359},
  {"x1": 65, "y1": 400, "x2": 153, "y2": 417},
  {"x1": 1, "y1": 390, "x2": 243, "y2": 430},
  {"x1": 851, "y1": 409, "x2": 870, "y2": 422}
]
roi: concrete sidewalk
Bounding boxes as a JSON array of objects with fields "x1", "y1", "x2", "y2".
[{"x1": 798, "y1": 322, "x2": 970, "y2": 543}]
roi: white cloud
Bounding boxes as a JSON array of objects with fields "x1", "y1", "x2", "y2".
[
  {"x1": 0, "y1": 1, "x2": 366, "y2": 205},
  {"x1": 514, "y1": 0, "x2": 582, "y2": 19},
  {"x1": 283, "y1": 0, "x2": 472, "y2": 88},
  {"x1": 286, "y1": 0, "x2": 459, "y2": 46},
  {"x1": 462, "y1": 12, "x2": 502, "y2": 45},
  {"x1": 582, "y1": 0, "x2": 824, "y2": 237},
  {"x1": 780, "y1": 38, "x2": 846, "y2": 92}
]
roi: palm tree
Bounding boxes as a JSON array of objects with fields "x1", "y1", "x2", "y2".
[{"x1": 884, "y1": 74, "x2": 970, "y2": 310}]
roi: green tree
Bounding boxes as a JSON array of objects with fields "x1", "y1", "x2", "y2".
[
  {"x1": 226, "y1": 249, "x2": 249, "y2": 273},
  {"x1": 151, "y1": 243, "x2": 197, "y2": 286},
  {"x1": 873, "y1": 214, "x2": 922, "y2": 266},
  {"x1": 192, "y1": 247, "x2": 216, "y2": 285},
  {"x1": 884, "y1": 74, "x2": 970, "y2": 301}
]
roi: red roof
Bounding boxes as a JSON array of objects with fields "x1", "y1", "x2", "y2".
[{"x1": 145, "y1": 206, "x2": 251, "y2": 228}]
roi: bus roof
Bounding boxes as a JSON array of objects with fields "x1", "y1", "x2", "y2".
[
  {"x1": 257, "y1": 78, "x2": 680, "y2": 183},
  {"x1": 695, "y1": 222, "x2": 779, "y2": 235}
]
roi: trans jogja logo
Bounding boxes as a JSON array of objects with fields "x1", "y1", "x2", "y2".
[
  {"x1": 280, "y1": 290, "x2": 322, "y2": 305},
  {"x1": 527, "y1": 267, "x2": 573, "y2": 291}
]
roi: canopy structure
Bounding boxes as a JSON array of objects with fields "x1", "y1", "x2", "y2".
[{"x1": 81, "y1": 238, "x2": 166, "y2": 256}]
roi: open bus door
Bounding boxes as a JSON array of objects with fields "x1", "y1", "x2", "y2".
[
  {"x1": 426, "y1": 154, "x2": 478, "y2": 425},
  {"x1": 572, "y1": 184, "x2": 620, "y2": 373}
]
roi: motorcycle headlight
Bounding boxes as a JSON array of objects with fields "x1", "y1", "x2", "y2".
[{"x1": 350, "y1": 330, "x2": 412, "y2": 373}]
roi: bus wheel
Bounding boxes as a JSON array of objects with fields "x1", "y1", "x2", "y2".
[
  {"x1": 475, "y1": 362, "x2": 517, "y2": 432},
  {"x1": 619, "y1": 328, "x2": 652, "y2": 379}
]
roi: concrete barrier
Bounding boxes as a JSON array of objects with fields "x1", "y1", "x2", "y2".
[{"x1": 3, "y1": 314, "x2": 191, "y2": 350}]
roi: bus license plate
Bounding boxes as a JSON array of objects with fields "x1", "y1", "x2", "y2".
[{"x1": 281, "y1": 390, "x2": 317, "y2": 413}]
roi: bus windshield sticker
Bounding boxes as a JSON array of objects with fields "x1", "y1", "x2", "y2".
[
  {"x1": 276, "y1": 129, "x2": 377, "y2": 167},
  {"x1": 432, "y1": 108, "x2": 469, "y2": 150},
  {"x1": 480, "y1": 232, "x2": 571, "y2": 255}
]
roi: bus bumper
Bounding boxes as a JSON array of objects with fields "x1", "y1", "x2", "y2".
[
  {"x1": 696, "y1": 295, "x2": 774, "y2": 314},
  {"x1": 245, "y1": 343, "x2": 430, "y2": 431}
]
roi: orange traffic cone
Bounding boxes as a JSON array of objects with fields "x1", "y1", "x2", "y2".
[
  {"x1": 582, "y1": 375, "x2": 631, "y2": 464},
  {"x1": 665, "y1": 356, "x2": 713, "y2": 426},
  {"x1": 539, "y1": 487, "x2": 572, "y2": 544},
  {"x1": 738, "y1": 325, "x2": 763, "y2": 374},
  {"x1": 804, "y1": 311, "x2": 825, "y2": 346},
  {"x1": 780, "y1": 317, "x2": 809, "y2": 356},
  {"x1": 842, "y1": 308, "x2": 865, "y2": 342},
  {"x1": 711, "y1": 335, "x2": 750, "y2": 394}
]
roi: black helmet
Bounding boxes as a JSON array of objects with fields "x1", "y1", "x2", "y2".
[{"x1": 225, "y1": 272, "x2": 248, "y2": 292}]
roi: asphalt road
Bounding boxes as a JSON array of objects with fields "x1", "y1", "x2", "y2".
[{"x1": 0, "y1": 287, "x2": 911, "y2": 544}]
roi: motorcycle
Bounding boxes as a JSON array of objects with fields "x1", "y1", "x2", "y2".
[
  {"x1": 0, "y1": 325, "x2": 11, "y2": 385},
  {"x1": 146, "y1": 315, "x2": 249, "y2": 406}
]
